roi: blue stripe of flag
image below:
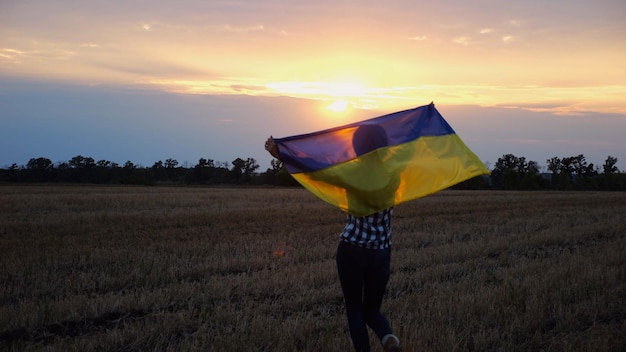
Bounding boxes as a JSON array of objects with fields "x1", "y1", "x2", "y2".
[{"x1": 275, "y1": 103, "x2": 455, "y2": 174}]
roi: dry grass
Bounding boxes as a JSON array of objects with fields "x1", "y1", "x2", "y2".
[{"x1": 0, "y1": 185, "x2": 624, "y2": 351}]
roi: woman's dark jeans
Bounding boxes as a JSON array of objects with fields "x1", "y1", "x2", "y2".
[{"x1": 336, "y1": 240, "x2": 392, "y2": 352}]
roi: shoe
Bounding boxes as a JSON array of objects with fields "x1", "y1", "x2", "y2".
[{"x1": 382, "y1": 334, "x2": 401, "y2": 352}]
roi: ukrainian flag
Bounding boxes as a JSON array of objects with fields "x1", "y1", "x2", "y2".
[{"x1": 274, "y1": 103, "x2": 489, "y2": 217}]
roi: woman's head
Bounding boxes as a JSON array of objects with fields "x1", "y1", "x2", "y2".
[{"x1": 352, "y1": 124, "x2": 388, "y2": 155}]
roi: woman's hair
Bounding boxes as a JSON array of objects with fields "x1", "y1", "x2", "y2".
[{"x1": 352, "y1": 124, "x2": 388, "y2": 155}]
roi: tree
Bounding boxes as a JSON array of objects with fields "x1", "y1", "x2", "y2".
[
  {"x1": 196, "y1": 158, "x2": 215, "y2": 169},
  {"x1": 164, "y1": 158, "x2": 179, "y2": 182},
  {"x1": 27, "y1": 157, "x2": 53, "y2": 172},
  {"x1": 228, "y1": 157, "x2": 259, "y2": 184},
  {"x1": 257, "y1": 159, "x2": 284, "y2": 185},
  {"x1": 152, "y1": 160, "x2": 164, "y2": 169},
  {"x1": 96, "y1": 160, "x2": 111, "y2": 168},
  {"x1": 519, "y1": 160, "x2": 545, "y2": 189},
  {"x1": 26, "y1": 157, "x2": 53, "y2": 182},
  {"x1": 230, "y1": 158, "x2": 246, "y2": 184},
  {"x1": 603, "y1": 156, "x2": 619, "y2": 174},
  {"x1": 69, "y1": 155, "x2": 95, "y2": 169},
  {"x1": 243, "y1": 158, "x2": 259, "y2": 179},
  {"x1": 547, "y1": 157, "x2": 560, "y2": 174},
  {"x1": 546, "y1": 154, "x2": 599, "y2": 190},
  {"x1": 569, "y1": 154, "x2": 596, "y2": 176},
  {"x1": 165, "y1": 158, "x2": 178, "y2": 169},
  {"x1": 490, "y1": 154, "x2": 545, "y2": 190},
  {"x1": 123, "y1": 160, "x2": 135, "y2": 170},
  {"x1": 526, "y1": 160, "x2": 540, "y2": 174},
  {"x1": 4, "y1": 163, "x2": 20, "y2": 182},
  {"x1": 119, "y1": 161, "x2": 142, "y2": 184},
  {"x1": 150, "y1": 160, "x2": 168, "y2": 182},
  {"x1": 193, "y1": 158, "x2": 217, "y2": 184},
  {"x1": 90, "y1": 159, "x2": 113, "y2": 183}
]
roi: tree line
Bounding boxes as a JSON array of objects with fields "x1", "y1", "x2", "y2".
[
  {"x1": 485, "y1": 154, "x2": 624, "y2": 191},
  {"x1": 1, "y1": 153, "x2": 625, "y2": 191}
]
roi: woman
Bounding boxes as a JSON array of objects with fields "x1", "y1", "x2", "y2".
[{"x1": 265, "y1": 128, "x2": 401, "y2": 352}]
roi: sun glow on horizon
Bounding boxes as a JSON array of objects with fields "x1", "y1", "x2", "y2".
[
  {"x1": 143, "y1": 78, "x2": 626, "y2": 115},
  {"x1": 326, "y1": 99, "x2": 349, "y2": 113},
  {"x1": 266, "y1": 81, "x2": 368, "y2": 99},
  {"x1": 265, "y1": 80, "x2": 394, "y2": 110}
]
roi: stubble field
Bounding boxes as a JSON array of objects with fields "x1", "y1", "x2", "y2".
[{"x1": 0, "y1": 185, "x2": 624, "y2": 352}]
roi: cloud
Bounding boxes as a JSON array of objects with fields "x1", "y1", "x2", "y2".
[
  {"x1": 0, "y1": 48, "x2": 25, "y2": 56},
  {"x1": 508, "y1": 19, "x2": 521, "y2": 27},
  {"x1": 2, "y1": 0, "x2": 625, "y2": 116},
  {"x1": 229, "y1": 84, "x2": 268, "y2": 93},
  {"x1": 138, "y1": 78, "x2": 626, "y2": 116},
  {"x1": 454, "y1": 36, "x2": 470, "y2": 46},
  {"x1": 94, "y1": 61, "x2": 215, "y2": 80},
  {"x1": 219, "y1": 24, "x2": 265, "y2": 33},
  {"x1": 146, "y1": 79, "x2": 271, "y2": 96},
  {"x1": 2, "y1": 46, "x2": 77, "y2": 66},
  {"x1": 0, "y1": 48, "x2": 25, "y2": 62},
  {"x1": 217, "y1": 119, "x2": 239, "y2": 123}
]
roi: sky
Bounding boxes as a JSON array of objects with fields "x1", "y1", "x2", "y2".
[{"x1": 1, "y1": 0, "x2": 625, "y2": 172}]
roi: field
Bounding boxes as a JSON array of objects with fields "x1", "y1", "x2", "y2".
[{"x1": 0, "y1": 185, "x2": 624, "y2": 352}]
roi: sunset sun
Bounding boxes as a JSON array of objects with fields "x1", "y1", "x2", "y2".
[
  {"x1": 326, "y1": 99, "x2": 349, "y2": 113},
  {"x1": 266, "y1": 80, "x2": 370, "y2": 114}
]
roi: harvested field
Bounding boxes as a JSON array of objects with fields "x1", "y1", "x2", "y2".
[{"x1": 1, "y1": 185, "x2": 624, "y2": 351}]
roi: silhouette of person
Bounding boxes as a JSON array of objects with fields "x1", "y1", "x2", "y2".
[{"x1": 265, "y1": 125, "x2": 401, "y2": 352}]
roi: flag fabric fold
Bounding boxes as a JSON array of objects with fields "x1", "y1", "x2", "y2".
[{"x1": 274, "y1": 103, "x2": 489, "y2": 217}]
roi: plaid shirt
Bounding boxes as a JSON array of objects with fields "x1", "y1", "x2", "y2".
[{"x1": 340, "y1": 208, "x2": 393, "y2": 249}]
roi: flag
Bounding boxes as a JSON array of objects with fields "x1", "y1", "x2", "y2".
[{"x1": 274, "y1": 103, "x2": 489, "y2": 217}]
